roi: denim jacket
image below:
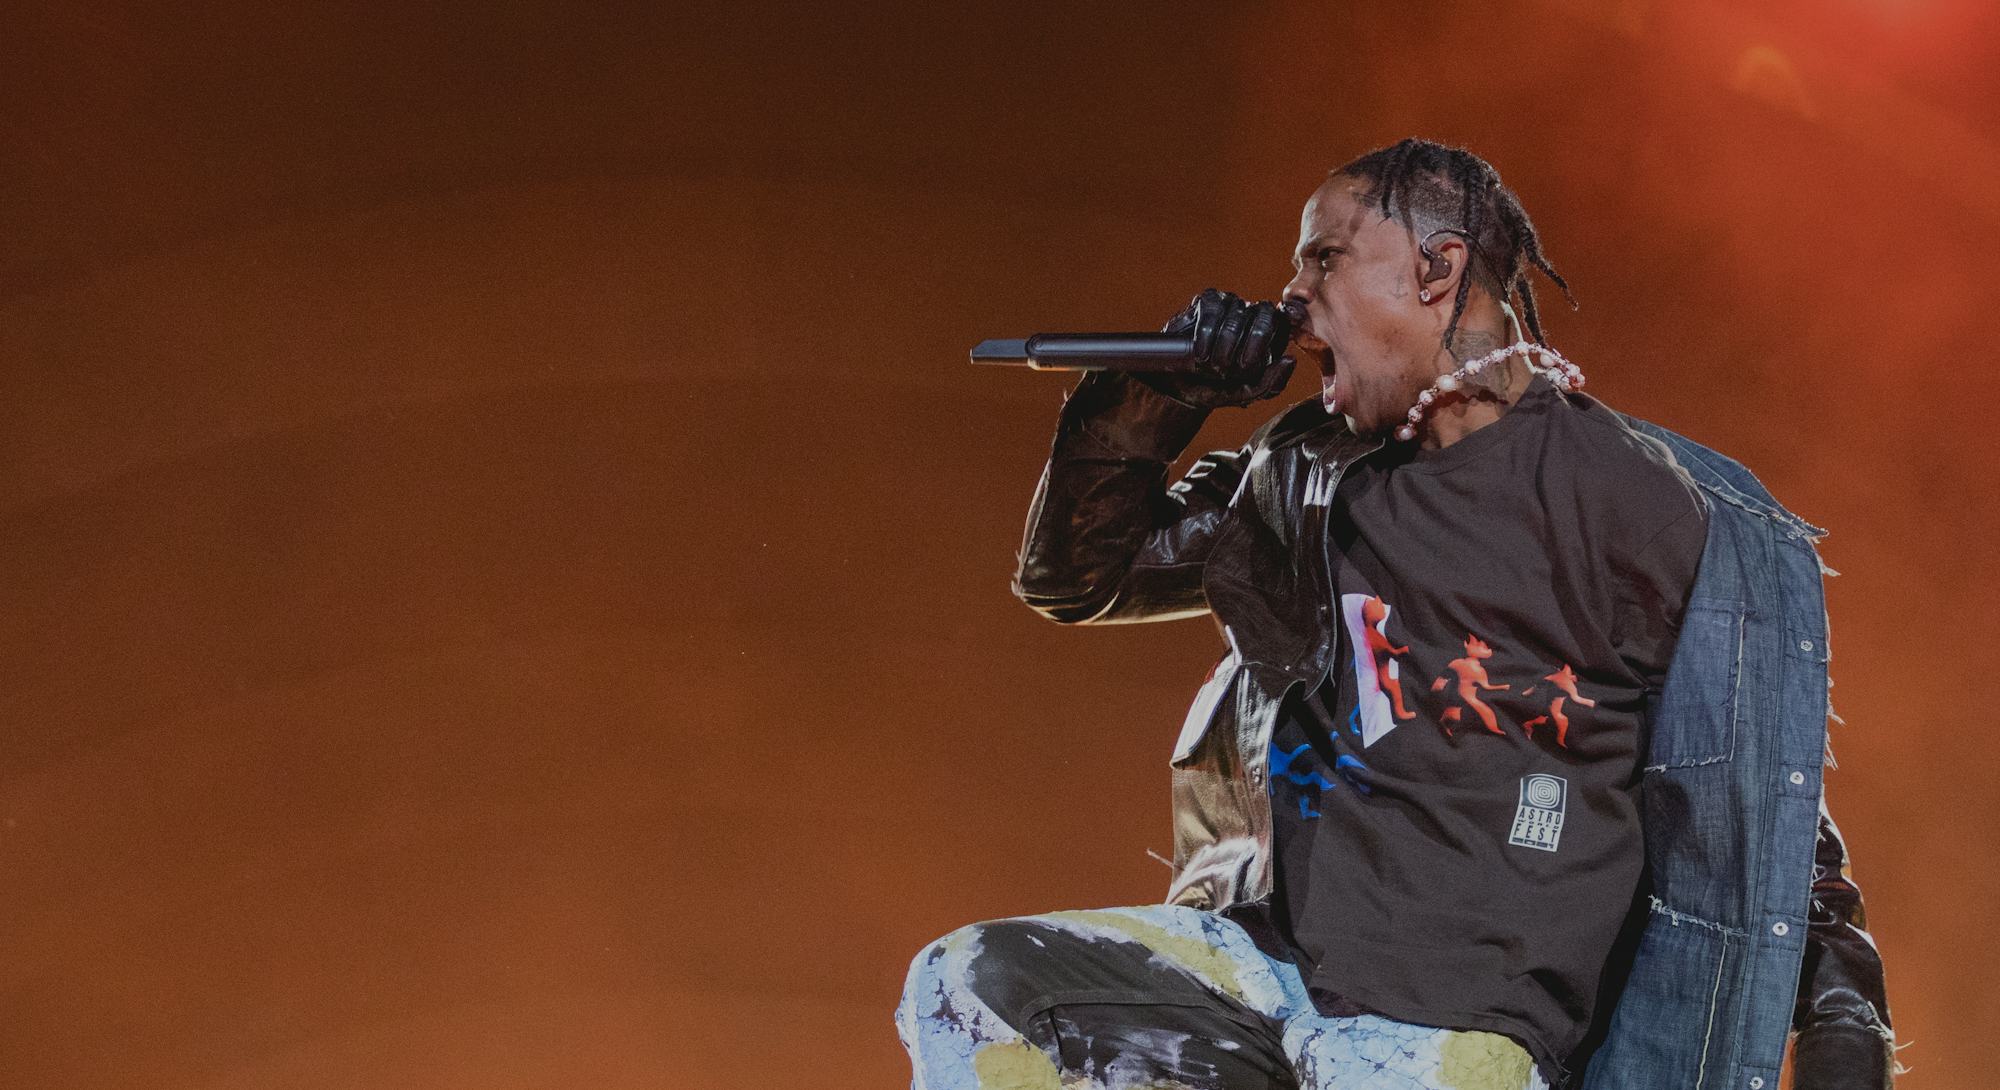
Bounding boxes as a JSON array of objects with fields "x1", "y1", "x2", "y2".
[{"x1": 1012, "y1": 372, "x2": 1896, "y2": 1089}]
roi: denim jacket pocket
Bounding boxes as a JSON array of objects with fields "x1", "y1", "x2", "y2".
[
  {"x1": 1784, "y1": 624, "x2": 1829, "y2": 665},
  {"x1": 1646, "y1": 602, "x2": 1744, "y2": 769}
]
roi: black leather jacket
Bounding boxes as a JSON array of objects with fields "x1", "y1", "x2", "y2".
[{"x1": 1012, "y1": 371, "x2": 1895, "y2": 1088}]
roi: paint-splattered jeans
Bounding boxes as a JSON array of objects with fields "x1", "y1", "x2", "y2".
[{"x1": 896, "y1": 904, "x2": 1548, "y2": 1090}]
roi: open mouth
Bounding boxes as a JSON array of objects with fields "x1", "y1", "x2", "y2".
[
  {"x1": 1294, "y1": 334, "x2": 1338, "y2": 412},
  {"x1": 1283, "y1": 316, "x2": 1339, "y2": 413}
]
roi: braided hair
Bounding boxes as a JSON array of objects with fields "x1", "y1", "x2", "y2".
[{"x1": 1335, "y1": 139, "x2": 1576, "y2": 356}]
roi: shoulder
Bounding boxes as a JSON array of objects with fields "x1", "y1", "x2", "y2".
[
  {"x1": 1564, "y1": 390, "x2": 1703, "y2": 490},
  {"x1": 1230, "y1": 395, "x2": 1355, "y2": 480},
  {"x1": 1251, "y1": 393, "x2": 1343, "y2": 451},
  {"x1": 1592, "y1": 395, "x2": 1829, "y2": 546},
  {"x1": 1546, "y1": 390, "x2": 1711, "y2": 551},
  {"x1": 1563, "y1": 391, "x2": 1695, "y2": 479}
]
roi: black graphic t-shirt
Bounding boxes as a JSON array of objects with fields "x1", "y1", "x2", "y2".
[{"x1": 1239, "y1": 373, "x2": 1707, "y2": 1082}]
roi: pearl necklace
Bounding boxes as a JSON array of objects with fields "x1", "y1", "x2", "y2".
[{"x1": 1392, "y1": 340, "x2": 1586, "y2": 442}]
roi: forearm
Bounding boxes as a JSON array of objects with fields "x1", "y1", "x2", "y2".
[
  {"x1": 1054, "y1": 368, "x2": 1215, "y2": 461},
  {"x1": 1011, "y1": 371, "x2": 1217, "y2": 624}
]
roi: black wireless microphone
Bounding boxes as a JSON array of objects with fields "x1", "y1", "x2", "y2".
[{"x1": 971, "y1": 301, "x2": 1306, "y2": 373}]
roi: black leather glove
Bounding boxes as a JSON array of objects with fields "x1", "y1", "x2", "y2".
[{"x1": 1133, "y1": 289, "x2": 1297, "y2": 410}]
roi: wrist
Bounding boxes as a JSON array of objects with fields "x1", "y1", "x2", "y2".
[{"x1": 1057, "y1": 370, "x2": 1213, "y2": 461}]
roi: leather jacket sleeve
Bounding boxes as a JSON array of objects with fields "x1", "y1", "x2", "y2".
[
  {"x1": 1011, "y1": 370, "x2": 1260, "y2": 625},
  {"x1": 1792, "y1": 797, "x2": 1898, "y2": 1089}
]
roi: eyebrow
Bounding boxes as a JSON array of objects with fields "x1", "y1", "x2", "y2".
[{"x1": 1292, "y1": 232, "x2": 1339, "y2": 269}]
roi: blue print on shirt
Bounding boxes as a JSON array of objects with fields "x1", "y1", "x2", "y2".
[{"x1": 1269, "y1": 741, "x2": 1372, "y2": 818}]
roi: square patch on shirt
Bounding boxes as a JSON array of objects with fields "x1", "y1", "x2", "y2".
[{"x1": 1509, "y1": 773, "x2": 1567, "y2": 852}]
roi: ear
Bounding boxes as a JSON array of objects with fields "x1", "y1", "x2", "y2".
[{"x1": 1415, "y1": 229, "x2": 1470, "y2": 305}]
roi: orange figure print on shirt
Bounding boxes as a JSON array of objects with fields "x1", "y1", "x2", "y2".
[
  {"x1": 1521, "y1": 663, "x2": 1597, "y2": 748},
  {"x1": 1431, "y1": 634, "x2": 1510, "y2": 735},
  {"x1": 1360, "y1": 596, "x2": 1417, "y2": 721}
]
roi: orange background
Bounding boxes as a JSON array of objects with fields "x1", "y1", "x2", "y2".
[{"x1": 3, "y1": 2, "x2": 1993, "y2": 1087}]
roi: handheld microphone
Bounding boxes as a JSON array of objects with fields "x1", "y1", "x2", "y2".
[{"x1": 970, "y1": 301, "x2": 1307, "y2": 373}]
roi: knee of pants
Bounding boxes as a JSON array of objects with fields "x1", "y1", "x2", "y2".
[
  {"x1": 899, "y1": 918, "x2": 1061, "y2": 1040},
  {"x1": 898, "y1": 922, "x2": 984, "y2": 1034}
]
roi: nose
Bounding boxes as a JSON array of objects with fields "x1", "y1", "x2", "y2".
[
  {"x1": 1281, "y1": 267, "x2": 1311, "y2": 308},
  {"x1": 1280, "y1": 277, "x2": 1314, "y2": 340}
]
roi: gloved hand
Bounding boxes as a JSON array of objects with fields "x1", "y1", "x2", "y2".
[{"x1": 1132, "y1": 288, "x2": 1297, "y2": 410}]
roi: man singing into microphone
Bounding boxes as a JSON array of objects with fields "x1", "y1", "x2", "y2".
[{"x1": 897, "y1": 139, "x2": 1896, "y2": 1090}]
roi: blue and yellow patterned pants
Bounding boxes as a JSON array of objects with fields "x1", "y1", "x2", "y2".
[{"x1": 897, "y1": 904, "x2": 1548, "y2": 1090}]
